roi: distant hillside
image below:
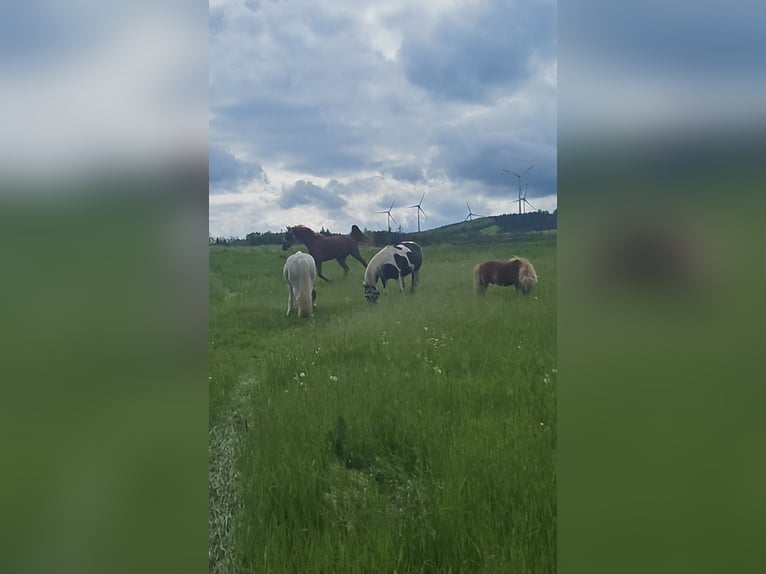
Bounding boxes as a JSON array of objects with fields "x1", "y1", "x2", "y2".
[{"x1": 372, "y1": 210, "x2": 557, "y2": 246}]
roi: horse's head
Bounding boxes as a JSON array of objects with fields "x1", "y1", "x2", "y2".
[
  {"x1": 282, "y1": 228, "x2": 295, "y2": 251},
  {"x1": 350, "y1": 224, "x2": 367, "y2": 243},
  {"x1": 363, "y1": 283, "x2": 380, "y2": 303}
]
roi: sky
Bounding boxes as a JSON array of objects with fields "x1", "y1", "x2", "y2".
[{"x1": 209, "y1": 0, "x2": 557, "y2": 238}]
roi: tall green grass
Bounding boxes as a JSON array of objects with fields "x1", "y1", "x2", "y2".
[{"x1": 210, "y1": 235, "x2": 556, "y2": 573}]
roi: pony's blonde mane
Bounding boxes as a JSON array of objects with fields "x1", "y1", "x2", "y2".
[{"x1": 510, "y1": 257, "x2": 538, "y2": 293}]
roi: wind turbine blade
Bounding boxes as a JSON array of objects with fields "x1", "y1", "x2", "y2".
[
  {"x1": 524, "y1": 199, "x2": 536, "y2": 210},
  {"x1": 419, "y1": 192, "x2": 426, "y2": 204},
  {"x1": 466, "y1": 201, "x2": 471, "y2": 211},
  {"x1": 523, "y1": 164, "x2": 535, "y2": 175},
  {"x1": 419, "y1": 207, "x2": 427, "y2": 217}
]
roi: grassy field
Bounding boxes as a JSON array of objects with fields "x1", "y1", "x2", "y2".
[{"x1": 209, "y1": 233, "x2": 556, "y2": 573}]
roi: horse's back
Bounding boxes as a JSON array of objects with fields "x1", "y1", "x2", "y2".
[{"x1": 477, "y1": 259, "x2": 519, "y2": 286}]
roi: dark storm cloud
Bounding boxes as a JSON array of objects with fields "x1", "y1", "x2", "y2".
[
  {"x1": 209, "y1": 144, "x2": 268, "y2": 193},
  {"x1": 212, "y1": 99, "x2": 369, "y2": 176},
  {"x1": 278, "y1": 180, "x2": 348, "y2": 210},
  {"x1": 428, "y1": 120, "x2": 556, "y2": 200},
  {"x1": 377, "y1": 161, "x2": 425, "y2": 183},
  {"x1": 398, "y1": 1, "x2": 555, "y2": 101}
]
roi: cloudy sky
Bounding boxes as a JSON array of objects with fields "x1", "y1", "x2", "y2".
[{"x1": 209, "y1": 0, "x2": 556, "y2": 237}]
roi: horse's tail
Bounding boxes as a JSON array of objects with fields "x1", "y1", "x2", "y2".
[
  {"x1": 518, "y1": 259, "x2": 538, "y2": 294},
  {"x1": 473, "y1": 263, "x2": 486, "y2": 295},
  {"x1": 297, "y1": 257, "x2": 314, "y2": 317},
  {"x1": 350, "y1": 224, "x2": 366, "y2": 243}
]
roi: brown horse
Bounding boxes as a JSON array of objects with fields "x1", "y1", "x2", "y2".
[
  {"x1": 282, "y1": 224, "x2": 367, "y2": 281},
  {"x1": 473, "y1": 257, "x2": 538, "y2": 295}
]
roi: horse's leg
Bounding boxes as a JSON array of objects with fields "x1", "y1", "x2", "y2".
[
  {"x1": 398, "y1": 274, "x2": 406, "y2": 293},
  {"x1": 316, "y1": 260, "x2": 330, "y2": 282},
  {"x1": 336, "y1": 257, "x2": 350, "y2": 274},
  {"x1": 351, "y1": 249, "x2": 367, "y2": 267},
  {"x1": 286, "y1": 285, "x2": 293, "y2": 315},
  {"x1": 382, "y1": 279, "x2": 389, "y2": 296}
]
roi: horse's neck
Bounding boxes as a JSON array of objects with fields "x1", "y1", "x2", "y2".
[{"x1": 297, "y1": 232, "x2": 316, "y2": 247}]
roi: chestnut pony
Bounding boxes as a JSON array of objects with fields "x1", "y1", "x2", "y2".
[
  {"x1": 473, "y1": 257, "x2": 538, "y2": 295},
  {"x1": 282, "y1": 225, "x2": 367, "y2": 281}
]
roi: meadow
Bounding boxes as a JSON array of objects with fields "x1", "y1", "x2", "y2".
[{"x1": 209, "y1": 233, "x2": 557, "y2": 573}]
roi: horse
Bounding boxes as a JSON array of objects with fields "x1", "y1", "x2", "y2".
[
  {"x1": 282, "y1": 224, "x2": 367, "y2": 281},
  {"x1": 363, "y1": 241, "x2": 423, "y2": 303},
  {"x1": 283, "y1": 251, "x2": 317, "y2": 317},
  {"x1": 473, "y1": 256, "x2": 538, "y2": 295}
]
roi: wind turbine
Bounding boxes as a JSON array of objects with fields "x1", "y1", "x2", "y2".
[
  {"x1": 377, "y1": 200, "x2": 398, "y2": 232},
  {"x1": 408, "y1": 192, "x2": 427, "y2": 232},
  {"x1": 502, "y1": 165, "x2": 534, "y2": 215},
  {"x1": 510, "y1": 183, "x2": 537, "y2": 214},
  {"x1": 464, "y1": 202, "x2": 486, "y2": 221}
]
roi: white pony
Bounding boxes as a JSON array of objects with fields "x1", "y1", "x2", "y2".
[{"x1": 283, "y1": 251, "x2": 317, "y2": 317}]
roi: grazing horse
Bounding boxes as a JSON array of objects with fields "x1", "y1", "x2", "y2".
[
  {"x1": 473, "y1": 256, "x2": 538, "y2": 295},
  {"x1": 283, "y1": 251, "x2": 317, "y2": 317},
  {"x1": 282, "y1": 224, "x2": 367, "y2": 281},
  {"x1": 363, "y1": 241, "x2": 423, "y2": 303}
]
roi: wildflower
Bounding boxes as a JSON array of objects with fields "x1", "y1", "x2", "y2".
[
  {"x1": 434, "y1": 366, "x2": 442, "y2": 374},
  {"x1": 329, "y1": 375, "x2": 338, "y2": 382},
  {"x1": 299, "y1": 372, "x2": 305, "y2": 378}
]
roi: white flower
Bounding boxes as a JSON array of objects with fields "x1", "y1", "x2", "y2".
[
  {"x1": 329, "y1": 375, "x2": 338, "y2": 382},
  {"x1": 299, "y1": 372, "x2": 306, "y2": 378}
]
